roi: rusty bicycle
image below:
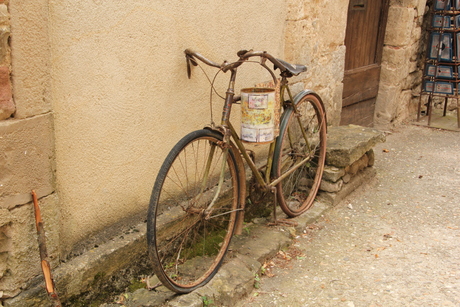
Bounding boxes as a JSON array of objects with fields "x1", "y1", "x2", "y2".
[{"x1": 147, "y1": 49, "x2": 327, "y2": 293}]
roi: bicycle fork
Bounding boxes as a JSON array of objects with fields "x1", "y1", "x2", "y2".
[
  {"x1": 200, "y1": 68, "x2": 246, "y2": 233},
  {"x1": 204, "y1": 68, "x2": 237, "y2": 213},
  {"x1": 204, "y1": 142, "x2": 229, "y2": 214}
]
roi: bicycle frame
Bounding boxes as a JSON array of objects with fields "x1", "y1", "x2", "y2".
[
  {"x1": 191, "y1": 49, "x2": 318, "y2": 215},
  {"x1": 206, "y1": 71, "x2": 303, "y2": 211}
]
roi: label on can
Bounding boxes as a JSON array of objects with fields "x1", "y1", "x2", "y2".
[{"x1": 241, "y1": 88, "x2": 276, "y2": 143}]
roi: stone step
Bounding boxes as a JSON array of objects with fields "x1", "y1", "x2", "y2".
[
  {"x1": 319, "y1": 124, "x2": 386, "y2": 205},
  {"x1": 326, "y1": 124, "x2": 386, "y2": 168}
]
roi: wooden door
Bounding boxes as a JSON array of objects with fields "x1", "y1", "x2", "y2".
[{"x1": 341, "y1": 0, "x2": 390, "y2": 126}]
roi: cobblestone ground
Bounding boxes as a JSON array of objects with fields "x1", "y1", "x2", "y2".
[{"x1": 236, "y1": 124, "x2": 460, "y2": 307}]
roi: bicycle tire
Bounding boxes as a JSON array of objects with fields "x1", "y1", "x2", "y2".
[
  {"x1": 272, "y1": 92, "x2": 327, "y2": 217},
  {"x1": 147, "y1": 129, "x2": 241, "y2": 293}
]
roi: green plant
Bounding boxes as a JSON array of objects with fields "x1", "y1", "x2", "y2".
[
  {"x1": 202, "y1": 295, "x2": 215, "y2": 307},
  {"x1": 260, "y1": 266, "x2": 266, "y2": 275},
  {"x1": 127, "y1": 278, "x2": 145, "y2": 292},
  {"x1": 254, "y1": 273, "x2": 261, "y2": 289}
]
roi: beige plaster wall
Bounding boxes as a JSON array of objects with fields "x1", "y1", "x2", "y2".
[{"x1": 49, "y1": 0, "x2": 288, "y2": 256}]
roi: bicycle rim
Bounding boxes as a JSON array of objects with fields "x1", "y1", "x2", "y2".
[
  {"x1": 147, "y1": 129, "x2": 240, "y2": 293},
  {"x1": 274, "y1": 94, "x2": 327, "y2": 217}
]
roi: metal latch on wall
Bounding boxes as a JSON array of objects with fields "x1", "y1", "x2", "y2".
[{"x1": 351, "y1": 0, "x2": 367, "y2": 10}]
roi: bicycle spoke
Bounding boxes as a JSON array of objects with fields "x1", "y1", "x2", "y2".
[
  {"x1": 274, "y1": 94, "x2": 327, "y2": 217},
  {"x1": 148, "y1": 130, "x2": 240, "y2": 292}
]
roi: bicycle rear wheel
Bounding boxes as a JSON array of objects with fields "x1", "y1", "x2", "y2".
[
  {"x1": 273, "y1": 93, "x2": 327, "y2": 217},
  {"x1": 147, "y1": 129, "x2": 241, "y2": 293}
]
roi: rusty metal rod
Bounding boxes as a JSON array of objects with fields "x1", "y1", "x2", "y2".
[{"x1": 31, "y1": 190, "x2": 61, "y2": 307}]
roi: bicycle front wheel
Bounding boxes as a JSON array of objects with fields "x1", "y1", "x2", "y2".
[
  {"x1": 147, "y1": 129, "x2": 241, "y2": 293},
  {"x1": 273, "y1": 93, "x2": 327, "y2": 217}
]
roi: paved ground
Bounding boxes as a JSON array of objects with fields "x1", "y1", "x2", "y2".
[
  {"x1": 90, "y1": 123, "x2": 460, "y2": 307},
  {"x1": 235, "y1": 124, "x2": 460, "y2": 307}
]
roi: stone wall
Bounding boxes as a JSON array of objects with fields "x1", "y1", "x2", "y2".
[
  {"x1": 0, "y1": 0, "x2": 59, "y2": 299},
  {"x1": 284, "y1": 0, "x2": 349, "y2": 126},
  {"x1": 0, "y1": 1, "x2": 12, "y2": 120},
  {"x1": 374, "y1": 0, "x2": 428, "y2": 129}
]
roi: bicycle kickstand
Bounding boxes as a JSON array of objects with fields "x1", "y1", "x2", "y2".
[{"x1": 268, "y1": 187, "x2": 298, "y2": 227}]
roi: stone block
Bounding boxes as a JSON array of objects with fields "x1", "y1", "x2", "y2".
[
  {"x1": 390, "y1": 0, "x2": 419, "y2": 7},
  {"x1": 0, "y1": 4, "x2": 8, "y2": 25},
  {"x1": 322, "y1": 166, "x2": 346, "y2": 183},
  {"x1": 367, "y1": 150, "x2": 375, "y2": 167},
  {"x1": 395, "y1": 90, "x2": 414, "y2": 121},
  {"x1": 0, "y1": 113, "x2": 55, "y2": 209},
  {"x1": 286, "y1": 0, "x2": 305, "y2": 21},
  {"x1": 410, "y1": 25, "x2": 422, "y2": 46},
  {"x1": 381, "y1": 46, "x2": 411, "y2": 76},
  {"x1": 346, "y1": 154, "x2": 369, "y2": 176},
  {"x1": 0, "y1": 4, "x2": 10, "y2": 67},
  {"x1": 318, "y1": 167, "x2": 377, "y2": 206},
  {"x1": 0, "y1": 66, "x2": 14, "y2": 120},
  {"x1": 0, "y1": 207, "x2": 12, "y2": 226},
  {"x1": 0, "y1": 24, "x2": 9, "y2": 65},
  {"x1": 374, "y1": 85, "x2": 400, "y2": 129},
  {"x1": 416, "y1": 0, "x2": 428, "y2": 16},
  {"x1": 325, "y1": 125, "x2": 386, "y2": 168},
  {"x1": 384, "y1": 6, "x2": 415, "y2": 47},
  {"x1": 0, "y1": 194, "x2": 59, "y2": 299},
  {"x1": 0, "y1": 203, "x2": 41, "y2": 299},
  {"x1": 194, "y1": 256, "x2": 255, "y2": 305},
  {"x1": 320, "y1": 179, "x2": 343, "y2": 193},
  {"x1": 9, "y1": 0, "x2": 52, "y2": 118}
]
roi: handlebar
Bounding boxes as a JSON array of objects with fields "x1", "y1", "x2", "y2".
[
  {"x1": 184, "y1": 49, "x2": 307, "y2": 78},
  {"x1": 185, "y1": 49, "x2": 222, "y2": 69}
]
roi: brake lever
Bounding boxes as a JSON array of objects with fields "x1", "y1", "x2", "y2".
[
  {"x1": 237, "y1": 49, "x2": 253, "y2": 59},
  {"x1": 186, "y1": 55, "x2": 198, "y2": 79},
  {"x1": 237, "y1": 49, "x2": 248, "y2": 57}
]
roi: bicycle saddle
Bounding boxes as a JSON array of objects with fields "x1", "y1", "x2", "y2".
[{"x1": 275, "y1": 58, "x2": 307, "y2": 76}]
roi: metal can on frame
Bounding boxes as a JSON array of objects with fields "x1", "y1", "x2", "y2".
[{"x1": 240, "y1": 88, "x2": 276, "y2": 143}]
